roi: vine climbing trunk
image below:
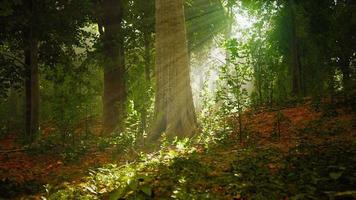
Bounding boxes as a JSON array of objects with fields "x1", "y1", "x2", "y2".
[
  {"x1": 151, "y1": 0, "x2": 197, "y2": 140},
  {"x1": 101, "y1": 0, "x2": 126, "y2": 134},
  {"x1": 140, "y1": 0, "x2": 153, "y2": 135}
]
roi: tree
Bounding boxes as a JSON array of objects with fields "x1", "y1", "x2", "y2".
[
  {"x1": 126, "y1": 0, "x2": 155, "y2": 136},
  {"x1": 185, "y1": 0, "x2": 227, "y2": 55},
  {"x1": 0, "y1": 0, "x2": 92, "y2": 142},
  {"x1": 24, "y1": 12, "x2": 39, "y2": 142},
  {"x1": 97, "y1": 0, "x2": 126, "y2": 134},
  {"x1": 217, "y1": 39, "x2": 252, "y2": 140},
  {"x1": 287, "y1": 0, "x2": 303, "y2": 96},
  {"x1": 151, "y1": 0, "x2": 197, "y2": 140},
  {"x1": 330, "y1": 0, "x2": 356, "y2": 101}
]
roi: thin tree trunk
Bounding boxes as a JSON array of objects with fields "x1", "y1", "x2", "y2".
[
  {"x1": 24, "y1": 0, "x2": 39, "y2": 143},
  {"x1": 24, "y1": 36, "x2": 39, "y2": 143},
  {"x1": 151, "y1": 0, "x2": 197, "y2": 140},
  {"x1": 101, "y1": 0, "x2": 126, "y2": 134},
  {"x1": 289, "y1": 0, "x2": 302, "y2": 97},
  {"x1": 140, "y1": 33, "x2": 152, "y2": 136}
]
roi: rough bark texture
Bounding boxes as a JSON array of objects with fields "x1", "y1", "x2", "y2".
[
  {"x1": 101, "y1": 0, "x2": 126, "y2": 134},
  {"x1": 151, "y1": 0, "x2": 197, "y2": 140}
]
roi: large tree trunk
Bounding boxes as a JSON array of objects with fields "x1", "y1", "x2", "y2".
[
  {"x1": 101, "y1": 0, "x2": 126, "y2": 134},
  {"x1": 151, "y1": 0, "x2": 197, "y2": 140},
  {"x1": 24, "y1": 36, "x2": 39, "y2": 143}
]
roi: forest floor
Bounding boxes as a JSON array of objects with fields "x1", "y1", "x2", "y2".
[{"x1": 0, "y1": 101, "x2": 355, "y2": 199}]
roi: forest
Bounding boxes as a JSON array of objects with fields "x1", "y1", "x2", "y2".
[{"x1": 0, "y1": 0, "x2": 355, "y2": 199}]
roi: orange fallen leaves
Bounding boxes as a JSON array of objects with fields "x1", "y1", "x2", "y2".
[{"x1": 0, "y1": 137, "x2": 116, "y2": 187}]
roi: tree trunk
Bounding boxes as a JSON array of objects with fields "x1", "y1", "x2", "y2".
[
  {"x1": 151, "y1": 0, "x2": 197, "y2": 140},
  {"x1": 139, "y1": 32, "x2": 152, "y2": 136},
  {"x1": 289, "y1": 0, "x2": 302, "y2": 97},
  {"x1": 101, "y1": 0, "x2": 126, "y2": 134},
  {"x1": 24, "y1": 36, "x2": 39, "y2": 143},
  {"x1": 22, "y1": 0, "x2": 39, "y2": 143}
]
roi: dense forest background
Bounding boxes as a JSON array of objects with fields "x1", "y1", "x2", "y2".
[{"x1": 0, "y1": 0, "x2": 355, "y2": 199}]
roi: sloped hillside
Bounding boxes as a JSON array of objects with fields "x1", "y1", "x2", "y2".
[{"x1": 42, "y1": 103, "x2": 356, "y2": 200}]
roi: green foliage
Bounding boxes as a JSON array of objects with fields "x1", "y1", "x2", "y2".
[
  {"x1": 0, "y1": 47, "x2": 25, "y2": 98},
  {"x1": 217, "y1": 39, "x2": 252, "y2": 115},
  {"x1": 216, "y1": 38, "x2": 253, "y2": 139},
  {"x1": 46, "y1": 138, "x2": 199, "y2": 199},
  {"x1": 41, "y1": 58, "x2": 102, "y2": 145},
  {"x1": 230, "y1": 147, "x2": 285, "y2": 199},
  {"x1": 185, "y1": 0, "x2": 228, "y2": 55},
  {"x1": 226, "y1": 141, "x2": 356, "y2": 200},
  {"x1": 235, "y1": 0, "x2": 356, "y2": 103},
  {"x1": 198, "y1": 73, "x2": 231, "y2": 146},
  {"x1": 1, "y1": 0, "x2": 356, "y2": 198},
  {"x1": 44, "y1": 111, "x2": 356, "y2": 199}
]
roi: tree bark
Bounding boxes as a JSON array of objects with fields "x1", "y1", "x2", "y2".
[
  {"x1": 101, "y1": 0, "x2": 126, "y2": 134},
  {"x1": 24, "y1": 0, "x2": 39, "y2": 143},
  {"x1": 288, "y1": 0, "x2": 302, "y2": 97},
  {"x1": 151, "y1": 0, "x2": 197, "y2": 140},
  {"x1": 24, "y1": 36, "x2": 39, "y2": 143}
]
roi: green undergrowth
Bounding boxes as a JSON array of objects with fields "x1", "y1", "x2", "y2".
[{"x1": 43, "y1": 134, "x2": 356, "y2": 200}]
